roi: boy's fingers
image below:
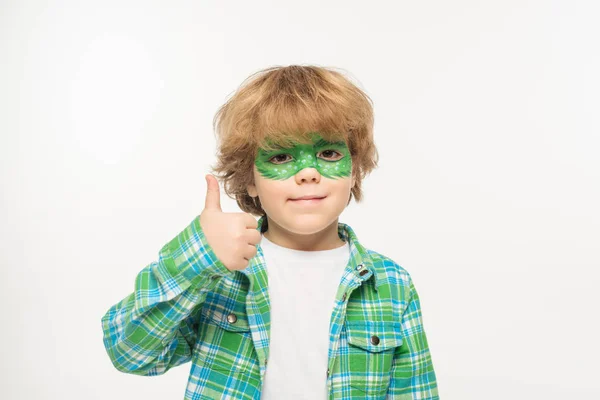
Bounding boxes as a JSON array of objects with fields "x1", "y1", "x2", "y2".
[{"x1": 204, "y1": 174, "x2": 222, "y2": 211}]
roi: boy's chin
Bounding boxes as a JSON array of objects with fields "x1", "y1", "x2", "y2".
[{"x1": 273, "y1": 213, "x2": 339, "y2": 235}]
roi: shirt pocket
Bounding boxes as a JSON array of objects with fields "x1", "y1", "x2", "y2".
[
  {"x1": 201, "y1": 295, "x2": 250, "y2": 333},
  {"x1": 344, "y1": 320, "x2": 403, "y2": 398},
  {"x1": 195, "y1": 294, "x2": 257, "y2": 378}
]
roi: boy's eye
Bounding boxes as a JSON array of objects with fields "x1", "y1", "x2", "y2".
[
  {"x1": 269, "y1": 154, "x2": 292, "y2": 164},
  {"x1": 267, "y1": 150, "x2": 343, "y2": 165},
  {"x1": 320, "y1": 150, "x2": 343, "y2": 160}
]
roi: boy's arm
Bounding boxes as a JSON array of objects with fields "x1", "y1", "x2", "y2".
[
  {"x1": 387, "y1": 278, "x2": 439, "y2": 399},
  {"x1": 101, "y1": 216, "x2": 233, "y2": 376}
]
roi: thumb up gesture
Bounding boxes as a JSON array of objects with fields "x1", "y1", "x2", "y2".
[{"x1": 199, "y1": 174, "x2": 262, "y2": 271}]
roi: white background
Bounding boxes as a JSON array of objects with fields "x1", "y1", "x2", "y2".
[{"x1": 1, "y1": 0, "x2": 599, "y2": 399}]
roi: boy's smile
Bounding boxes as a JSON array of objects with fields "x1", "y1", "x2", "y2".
[{"x1": 247, "y1": 133, "x2": 356, "y2": 251}]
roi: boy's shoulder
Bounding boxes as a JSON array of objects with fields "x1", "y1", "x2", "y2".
[
  {"x1": 356, "y1": 246, "x2": 419, "y2": 314},
  {"x1": 340, "y1": 220, "x2": 416, "y2": 291},
  {"x1": 363, "y1": 246, "x2": 415, "y2": 290}
]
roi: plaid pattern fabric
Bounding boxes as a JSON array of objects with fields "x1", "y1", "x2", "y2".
[{"x1": 101, "y1": 215, "x2": 439, "y2": 399}]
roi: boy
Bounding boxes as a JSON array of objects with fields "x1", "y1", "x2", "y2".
[{"x1": 101, "y1": 65, "x2": 439, "y2": 399}]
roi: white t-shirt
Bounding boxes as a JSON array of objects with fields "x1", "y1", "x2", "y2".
[{"x1": 260, "y1": 233, "x2": 350, "y2": 399}]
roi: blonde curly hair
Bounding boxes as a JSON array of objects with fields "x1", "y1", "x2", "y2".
[{"x1": 209, "y1": 64, "x2": 379, "y2": 217}]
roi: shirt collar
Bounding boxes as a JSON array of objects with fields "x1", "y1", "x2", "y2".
[{"x1": 255, "y1": 215, "x2": 383, "y2": 291}]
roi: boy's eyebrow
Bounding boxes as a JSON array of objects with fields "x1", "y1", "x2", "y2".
[
  {"x1": 261, "y1": 142, "x2": 288, "y2": 150},
  {"x1": 314, "y1": 138, "x2": 346, "y2": 147},
  {"x1": 265, "y1": 138, "x2": 346, "y2": 151}
]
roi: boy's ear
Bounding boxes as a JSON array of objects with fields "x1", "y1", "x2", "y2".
[
  {"x1": 247, "y1": 165, "x2": 258, "y2": 197},
  {"x1": 247, "y1": 183, "x2": 257, "y2": 198}
]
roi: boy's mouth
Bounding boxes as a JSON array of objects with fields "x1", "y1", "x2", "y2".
[
  {"x1": 289, "y1": 195, "x2": 327, "y2": 204},
  {"x1": 289, "y1": 195, "x2": 327, "y2": 201}
]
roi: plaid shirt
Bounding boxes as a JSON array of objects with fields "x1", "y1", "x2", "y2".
[{"x1": 101, "y1": 215, "x2": 439, "y2": 399}]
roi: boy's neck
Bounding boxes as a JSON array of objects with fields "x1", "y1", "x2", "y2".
[{"x1": 262, "y1": 216, "x2": 346, "y2": 252}]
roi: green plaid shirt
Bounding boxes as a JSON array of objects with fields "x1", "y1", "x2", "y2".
[{"x1": 101, "y1": 215, "x2": 439, "y2": 399}]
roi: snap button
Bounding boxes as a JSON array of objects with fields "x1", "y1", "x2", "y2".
[
  {"x1": 355, "y1": 264, "x2": 364, "y2": 271},
  {"x1": 370, "y1": 335, "x2": 380, "y2": 345},
  {"x1": 227, "y1": 313, "x2": 237, "y2": 324},
  {"x1": 359, "y1": 269, "x2": 369, "y2": 276}
]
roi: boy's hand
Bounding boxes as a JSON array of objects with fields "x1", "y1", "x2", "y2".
[{"x1": 199, "y1": 174, "x2": 261, "y2": 272}]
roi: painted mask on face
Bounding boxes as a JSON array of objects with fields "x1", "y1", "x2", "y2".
[{"x1": 254, "y1": 133, "x2": 352, "y2": 180}]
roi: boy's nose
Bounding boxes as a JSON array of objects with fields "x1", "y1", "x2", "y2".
[{"x1": 294, "y1": 167, "x2": 321, "y2": 183}]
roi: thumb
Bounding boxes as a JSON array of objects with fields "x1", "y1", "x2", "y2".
[{"x1": 204, "y1": 174, "x2": 222, "y2": 211}]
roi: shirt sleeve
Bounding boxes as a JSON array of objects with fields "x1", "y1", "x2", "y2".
[
  {"x1": 101, "y1": 215, "x2": 234, "y2": 376},
  {"x1": 387, "y1": 278, "x2": 439, "y2": 399}
]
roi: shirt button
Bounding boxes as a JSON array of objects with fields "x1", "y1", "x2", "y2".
[
  {"x1": 342, "y1": 293, "x2": 347, "y2": 301},
  {"x1": 227, "y1": 313, "x2": 237, "y2": 324},
  {"x1": 326, "y1": 368, "x2": 330, "y2": 376},
  {"x1": 370, "y1": 335, "x2": 380, "y2": 345},
  {"x1": 355, "y1": 264, "x2": 364, "y2": 271}
]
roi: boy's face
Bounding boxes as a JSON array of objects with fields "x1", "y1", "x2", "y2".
[{"x1": 247, "y1": 132, "x2": 356, "y2": 238}]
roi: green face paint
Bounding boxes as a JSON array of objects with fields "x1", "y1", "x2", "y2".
[{"x1": 255, "y1": 133, "x2": 352, "y2": 180}]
